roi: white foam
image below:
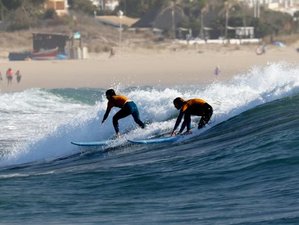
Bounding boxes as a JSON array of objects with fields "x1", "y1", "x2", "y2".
[{"x1": 1, "y1": 62, "x2": 299, "y2": 166}]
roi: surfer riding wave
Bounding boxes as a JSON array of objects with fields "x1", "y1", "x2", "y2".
[
  {"x1": 171, "y1": 97, "x2": 213, "y2": 136},
  {"x1": 102, "y1": 89, "x2": 145, "y2": 136}
]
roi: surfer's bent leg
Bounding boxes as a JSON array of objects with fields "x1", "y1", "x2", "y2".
[
  {"x1": 127, "y1": 102, "x2": 145, "y2": 129},
  {"x1": 113, "y1": 106, "x2": 131, "y2": 133},
  {"x1": 198, "y1": 103, "x2": 213, "y2": 129}
]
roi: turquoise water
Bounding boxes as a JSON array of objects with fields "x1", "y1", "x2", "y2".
[{"x1": 0, "y1": 62, "x2": 299, "y2": 224}]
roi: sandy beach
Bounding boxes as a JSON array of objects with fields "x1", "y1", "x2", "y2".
[{"x1": 1, "y1": 43, "x2": 299, "y2": 93}]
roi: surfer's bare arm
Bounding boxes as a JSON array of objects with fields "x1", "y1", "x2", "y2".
[
  {"x1": 102, "y1": 106, "x2": 112, "y2": 123},
  {"x1": 171, "y1": 111, "x2": 184, "y2": 135}
]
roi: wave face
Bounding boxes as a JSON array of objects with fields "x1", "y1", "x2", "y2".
[{"x1": 0, "y1": 62, "x2": 299, "y2": 224}]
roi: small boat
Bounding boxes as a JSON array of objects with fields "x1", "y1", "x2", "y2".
[{"x1": 31, "y1": 47, "x2": 59, "y2": 60}]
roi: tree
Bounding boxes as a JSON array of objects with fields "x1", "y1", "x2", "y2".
[
  {"x1": 294, "y1": 10, "x2": 299, "y2": 32},
  {"x1": 0, "y1": 0, "x2": 55, "y2": 31},
  {"x1": 0, "y1": 0, "x2": 45, "y2": 10},
  {"x1": 118, "y1": 0, "x2": 166, "y2": 17},
  {"x1": 68, "y1": 0, "x2": 97, "y2": 16},
  {"x1": 258, "y1": 9, "x2": 293, "y2": 37},
  {"x1": 1, "y1": 0, "x2": 22, "y2": 10},
  {"x1": 158, "y1": 1, "x2": 184, "y2": 38},
  {"x1": 180, "y1": 0, "x2": 208, "y2": 38},
  {"x1": 0, "y1": 0, "x2": 7, "y2": 20}
]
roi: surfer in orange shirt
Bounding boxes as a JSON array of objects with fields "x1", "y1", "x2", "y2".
[
  {"x1": 102, "y1": 89, "x2": 145, "y2": 136},
  {"x1": 171, "y1": 97, "x2": 213, "y2": 136}
]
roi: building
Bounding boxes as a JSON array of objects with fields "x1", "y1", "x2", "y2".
[
  {"x1": 44, "y1": 0, "x2": 120, "y2": 16},
  {"x1": 96, "y1": 15, "x2": 139, "y2": 28},
  {"x1": 240, "y1": 0, "x2": 298, "y2": 7},
  {"x1": 105, "y1": 0, "x2": 119, "y2": 11},
  {"x1": 92, "y1": 0, "x2": 119, "y2": 11},
  {"x1": 44, "y1": 0, "x2": 68, "y2": 16},
  {"x1": 32, "y1": 33, "x2": 69, "y2": 54},
  {"x1": 239, "y1": 0, "x2": 299, "y2": 15},
  {"x1": 90, "y1": 0, "x2": 100, "y2": 7}
]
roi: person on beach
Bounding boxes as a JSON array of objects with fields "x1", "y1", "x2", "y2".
[
  {"x1": 171, "y1": 97, "x2": 213, "y2": 136},
  {"x1": 102, "y1": 89, "x2": 145, "y2": 136},
  {"x1": 0, "y1": 71, "x2": 2, "y2": 81},
  {"x1": 214, "y1": 66, "x2": 221, "y2": 76},
  {"x1": 256, "y1": 44, "x2": 266, "y2": 55},
  {"x1": 6, "y1": 68, "x2": 13, "y2": 85},
  {"x1": 15, "y1": 70, "x2": 22, "y2": 83},
  {"x1": 109, "y1": 47, "x2": 115, "y2": 58}
]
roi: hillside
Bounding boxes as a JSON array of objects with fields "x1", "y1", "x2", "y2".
[
  {"x1": 0, "y1": 15, "x2": 157, "y2": 59},
  {"x1": 1, "y1": 13, "x2": 299, "y2": 61}
]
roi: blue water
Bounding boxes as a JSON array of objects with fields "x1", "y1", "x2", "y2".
[{"x1": 0, "y1": 62, "x2": 299, "y2": 224}]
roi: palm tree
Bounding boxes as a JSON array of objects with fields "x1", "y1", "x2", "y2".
[
  {"x1": 158, "y1": 0, "x2": 184, "y2": 39},
  {"x1": 0, "y1": 0, "x2": 8, "y2": 21},
  {"x1": 199, "y1": 0, "x2": 209, "y2": 39},
  {"x1": 223, "y1": 0, "x2": 239, "y2": 40},
  {"x1": 184, "y1": 0, "x2": 208, "y2": 39}
]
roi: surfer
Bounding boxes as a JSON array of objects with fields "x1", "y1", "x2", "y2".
[
  {"x1": 102, "y1": 89, "x2": 145, "y2": 136},
  {"x1": 171, "y1": 97, "x2": 213, "y2": 136}
]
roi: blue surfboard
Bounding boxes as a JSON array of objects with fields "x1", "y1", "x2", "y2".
[
  {"x1": 128, "y1": 136, "x2": 180, "y2": 144},
  {"x1": 71, "y1": 140, "x2": 111, "y2": 147}
]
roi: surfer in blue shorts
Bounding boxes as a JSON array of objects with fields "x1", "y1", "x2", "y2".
[
  {"x1": 102, "y1": 89, "x2": 145, "y2": 136},
  {"x1": 171, "y1": 97, "x2": 213, "y2": 136}
]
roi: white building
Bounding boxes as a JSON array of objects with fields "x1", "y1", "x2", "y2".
[
  {"x1": 240, "y1": 0, "x2": 297, "y2": 7},
  {"x1": 90, "y1": 0, "x2": 100, "y2": 7},
  {"x1": 106, "y1": 0, "x2": 119, "y2": 11},
  {"x1": 239, "y1": 0, "x2": 299, "y2": 15},
  {"x1": 91, "y1": 0, "x2": 119, "y2": 11}
]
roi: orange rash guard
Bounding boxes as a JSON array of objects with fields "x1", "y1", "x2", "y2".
[
  {"x1": 181, "y1": 99, "x2": 207, "y2": 115},
  {"x1": 102, "y1": 95, "x2": 130, "y2": 123},
  {"x1": 107, "y1": 95, "x2": 129, "y2": 110}
]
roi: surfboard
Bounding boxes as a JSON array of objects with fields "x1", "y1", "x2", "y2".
[
  {"x1": 71, "y1": 140, "x2": 111, "y2": 147},
  {"x1": 128, "y1": 136, "x2": 180, "y2": 144}
]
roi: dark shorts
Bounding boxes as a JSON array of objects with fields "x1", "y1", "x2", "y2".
[
  {"x1": 122, "y1": 101, "x2": 139, "y2": 117},
  {"x1": 113, "y1": 101, "x2": 145, "y2": 133},
  {"x1": 198, "y1": 103, "x2": 213, "y2": 128}
]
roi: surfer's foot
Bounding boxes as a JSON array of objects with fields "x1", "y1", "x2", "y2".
[
  {"x1": 183, "y1": 130, "x2": 192, "y2": 135},
  {"x1": 114, "y1": 133, "x2": 121, "y2": 139}
]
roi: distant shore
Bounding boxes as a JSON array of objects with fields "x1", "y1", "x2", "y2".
[{"x1": 1, "y1": 43, "x2": 299, "y2": 93}]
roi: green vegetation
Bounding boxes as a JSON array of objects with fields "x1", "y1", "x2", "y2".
[
  {"x1": 0, "y1": 0, "x2": 298, "y2": 40},
  {"x1": 117, "y1": 0, "x2": 296, "y2": 39},
  {"x1": 118, "y1": 0, "x2": 167, "y2": 17},
  {"x1": 0, "y1": 0, "x2": 47, "y2": 30},
  {"x1": 68, "y1": 0, "x2": 97, "y2": 15}
]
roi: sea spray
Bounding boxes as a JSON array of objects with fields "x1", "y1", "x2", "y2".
[{"x1": 0, "y1": 62, "x2": 298, "y2": 166}]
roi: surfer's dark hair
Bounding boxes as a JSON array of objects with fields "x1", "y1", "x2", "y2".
[
  {"x1": 173, "y1": 97, "x2": 184, "y2": 105},
  {"x1": 106, "y1": 89, "x2": 116, "y2": 96}
]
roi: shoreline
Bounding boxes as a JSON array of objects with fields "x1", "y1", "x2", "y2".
[{"x1": 1, "y1": 44, "x2": 299, "y2": 93}]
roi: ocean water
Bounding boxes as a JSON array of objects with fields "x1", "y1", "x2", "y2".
[{"x1": 0, "y1": 62, "x2": 299, "y2": 224}]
